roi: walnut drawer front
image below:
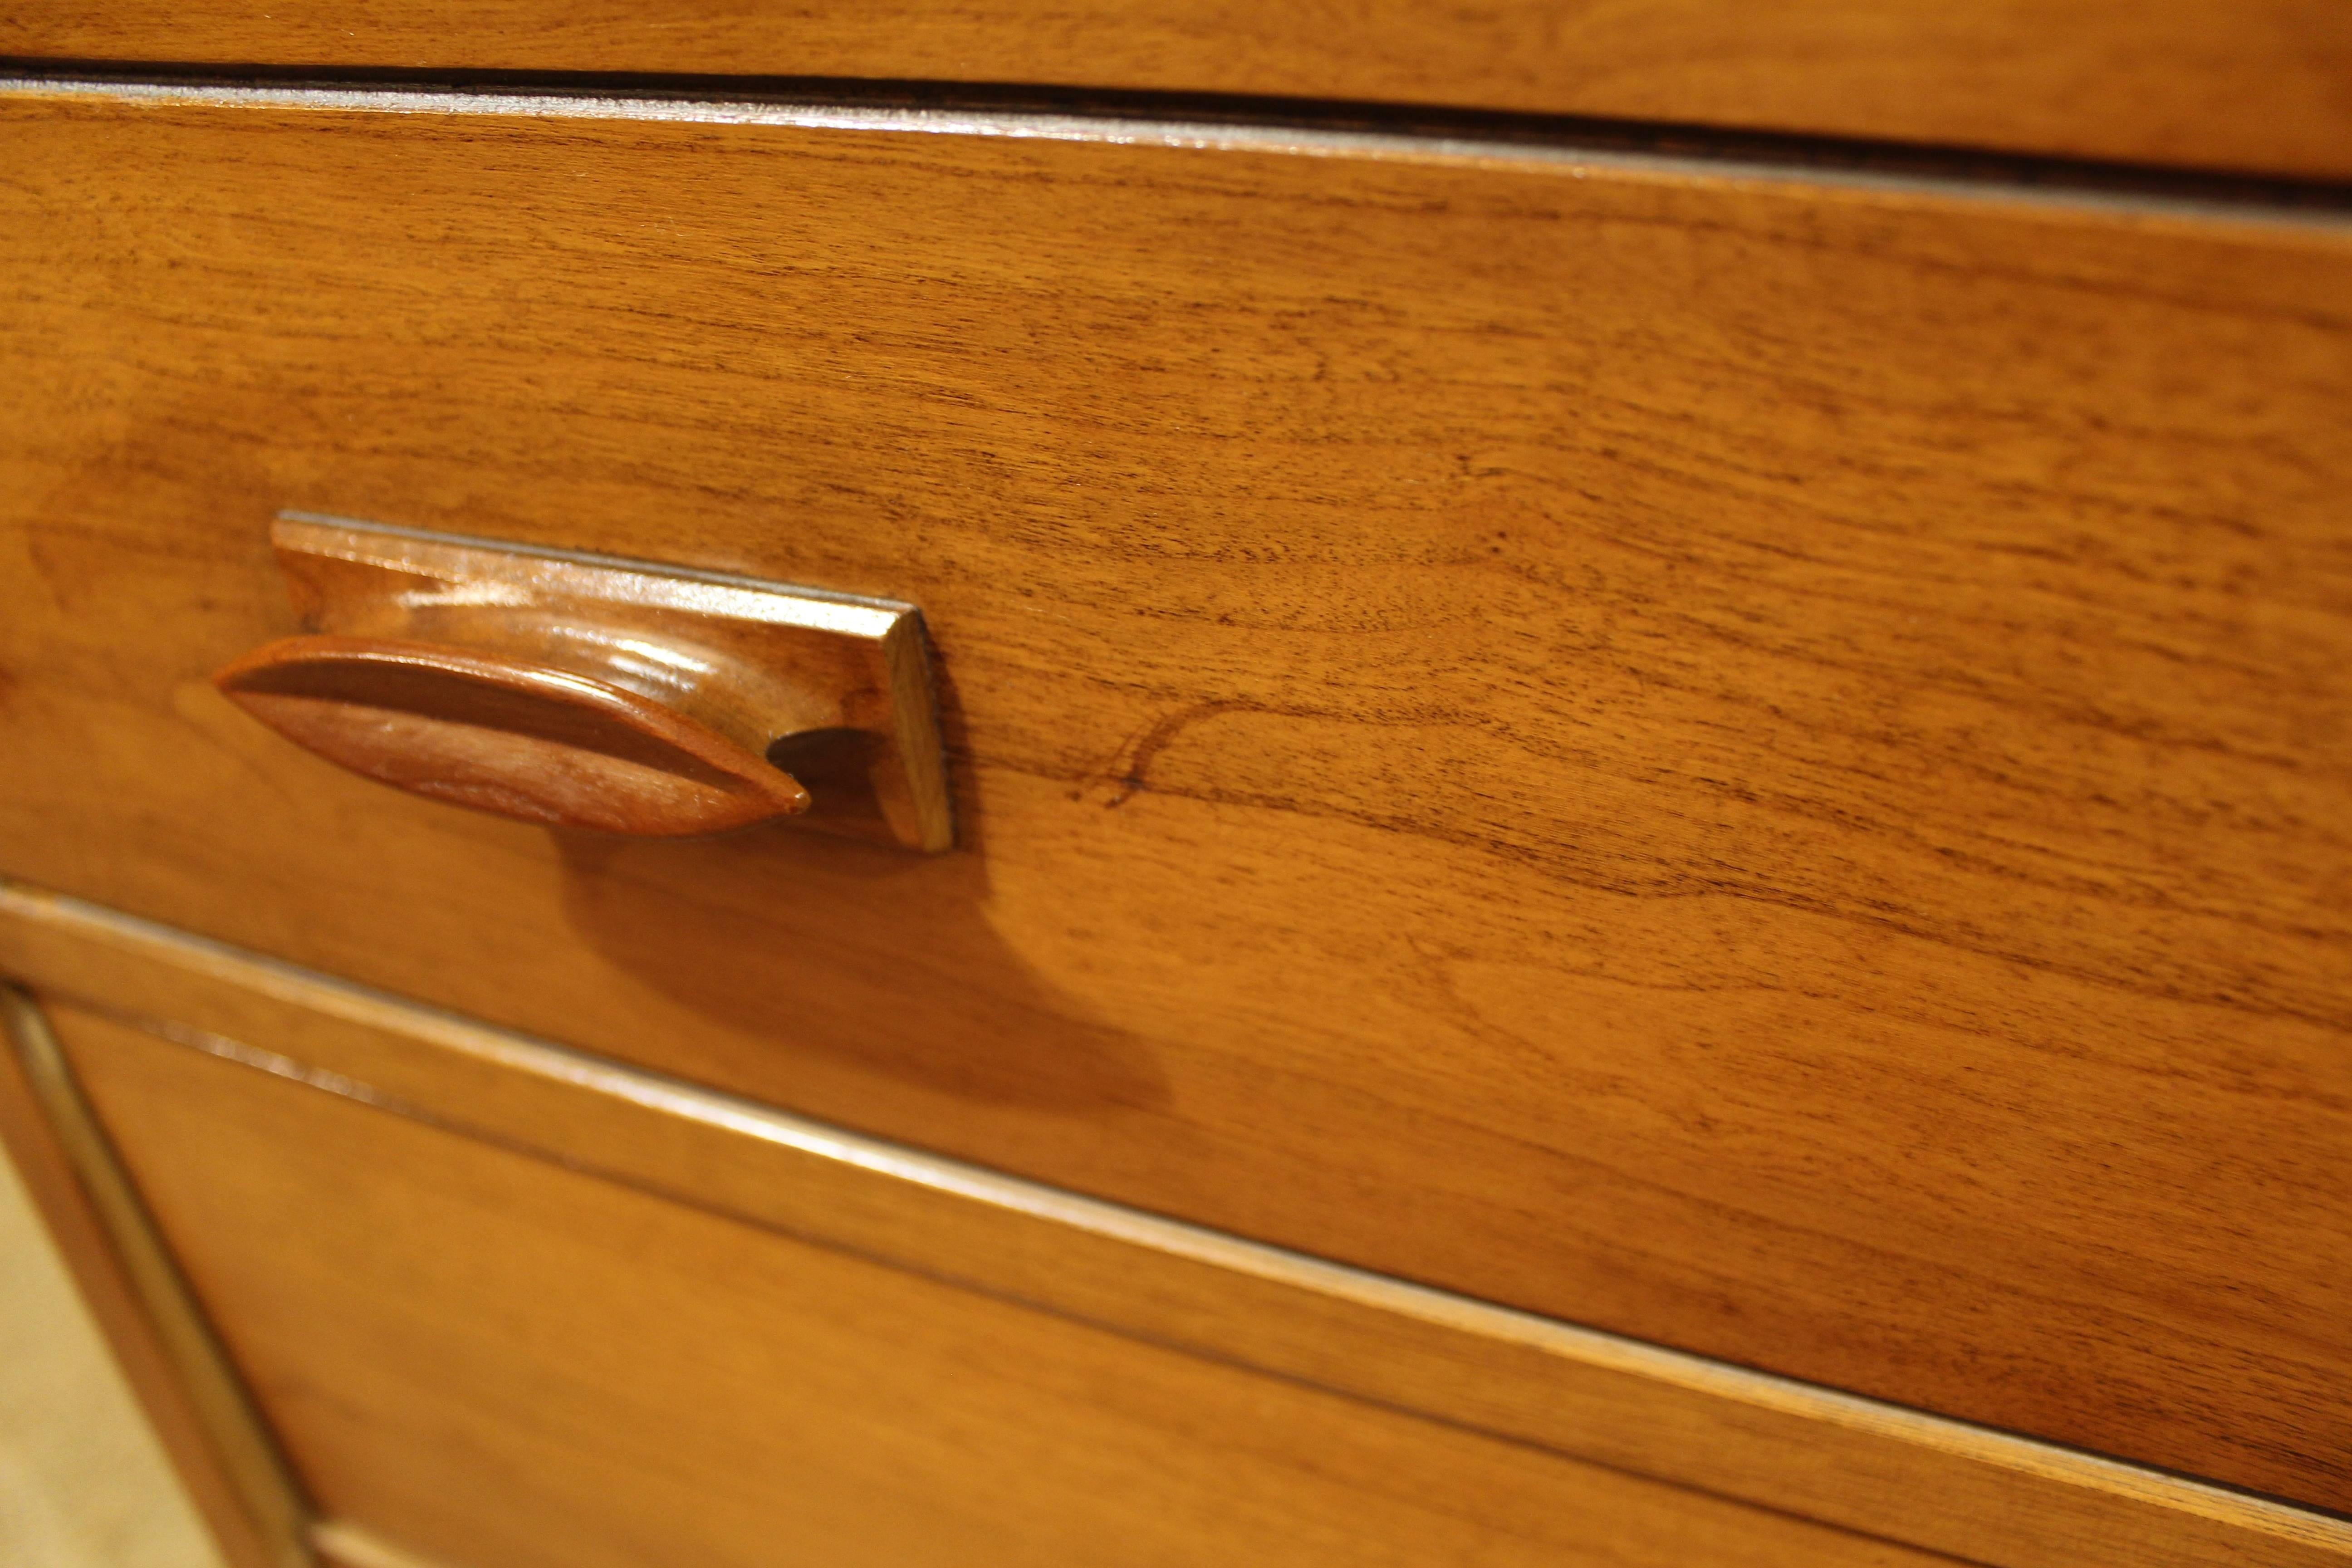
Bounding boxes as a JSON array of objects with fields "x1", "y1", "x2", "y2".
[
  {"x1": 2, "y1": 936, "x2": 2345, "y2": 1568},
  {"x1": 60, "y1": 1002, "x2": 1929, "y2": 1568},
  {"x1": 1, "y1": 87, "x2": 2349, "y2": 1509}
]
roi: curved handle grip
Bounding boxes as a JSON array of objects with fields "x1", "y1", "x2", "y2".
[{"x1": 215, "y1": 636, "x2": 812, "y2": 837}]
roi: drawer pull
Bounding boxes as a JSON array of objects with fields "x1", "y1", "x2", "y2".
[
  {"x1": 215, "y1": 635, "x2": 814, "y2": 837},
  {"x1": 212, "y1": 514, "x2": 954, "y2": 849}
]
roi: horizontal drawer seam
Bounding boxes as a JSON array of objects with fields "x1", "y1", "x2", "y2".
[{"x1": 4, "y1": 71, "x2": 2350, "y2": 234}]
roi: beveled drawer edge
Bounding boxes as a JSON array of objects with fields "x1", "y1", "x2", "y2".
[
  {"x1": 2, "y1": 877, "x2": 2345, "y2": 1568},
  {"x1": 8, "y1": 979, "x2": 549, "y2": 1568},
  {"x1": 7, "y1": 75, "x2": 2352, "y2": 239},
  {"x1": 0, "y1": 983, "x2": 316, "y2": 1568}
]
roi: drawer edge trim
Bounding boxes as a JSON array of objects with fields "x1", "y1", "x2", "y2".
[{"x1": 6, "y1": 74, "x2": 2352, "y2": 238}]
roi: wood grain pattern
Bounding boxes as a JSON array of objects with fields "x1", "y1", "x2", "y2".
[
  {"x1": 0, "y1": 987, "x2": 316, "y2": 1568},
  {"x1": 50, "y1": 1002, "x2": 1960, "y2": 1568},
  {"x1": 5, "y1": 885, "x2": 2346, "y2": 1568},
  {"x1": 8, "y1": 2, "x2": 2352, "y2": 179},
  {"x1": 0, "y1": 93, "x2": 2348, "y2": 1505}
]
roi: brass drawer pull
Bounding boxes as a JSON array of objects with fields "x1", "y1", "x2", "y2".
[{"x1": 213, "y1": 514, "x2": 952, "y2": 849}]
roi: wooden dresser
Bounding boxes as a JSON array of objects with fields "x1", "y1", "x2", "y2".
[{"x1": 3, "y1": 9, "x2": 2348, "y2": 1566}]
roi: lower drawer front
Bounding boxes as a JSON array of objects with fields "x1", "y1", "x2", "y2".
[
  {"x1": 46, "y1": 1000, "x2": 1926, "y2": 1568},
  {"x1": 8, "y1": 924, "x2": 2347, "y2": 1568}
]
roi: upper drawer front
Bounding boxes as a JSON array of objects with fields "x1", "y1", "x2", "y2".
[
  {"x1": 9, "y1": 4, "x2": 2352, "y2": 179},
  {"x1": 2, "y1": 91, "x2": 2348, "y2": 1507}
]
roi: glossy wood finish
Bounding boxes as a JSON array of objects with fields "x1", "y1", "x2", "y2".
[
  {"x1": 1, "y1": 92, "x2": 2348, "y2": 1504},
  {"x1": 5, "y1": 882, "x2": 2346, "y2": 1568},
  {"x1": 8, "y1": 3, "x2": 2352, "y2": 178},
  {"x1": 51, "y1": 1004, "x2": 1961, "y2": 1568}
]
